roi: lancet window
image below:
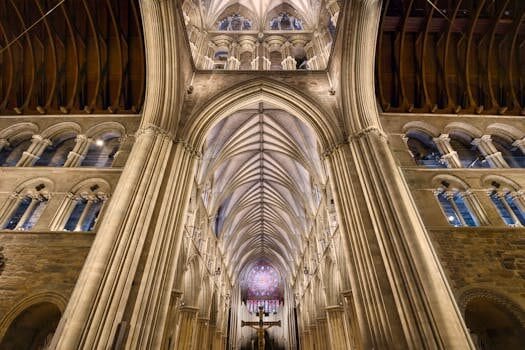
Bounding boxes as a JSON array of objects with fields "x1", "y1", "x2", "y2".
[
  {"x1": 435, "y1": 186, "x2": 479, "y2": 227},
  {"x1": 35, "y1": 134, "x2": 76, "y2": 167},
  {"x1": 449, "y1": 131, "x2": 489, "y2": 168},
  {"x1": 0, "y1": 138, "x2": 31, "y2": 166},
  {"x1": 2, "y1": 184, "x2": 49, "y2": 230},
  {"x1": 218, "y1": 14, "x2": 252, "y2": 31},
  {"x1": 269, "y1": 12, "x2": 303, "y2": 30},
  {"x1": 405, "y1": 130, "x2": 446, "y2": 168},
  {"x1": 486, "y1": 181, "x2": 525, "y2": 227},
  {"x1": 61, "y1": 186, "x2": 108, "y2": 232},
  {"x1": 491, "y1": 135, "x2": 525, "y2": 168},
  {"x1": 80, "y1": 136, "x2": 120, "y2": 167}
]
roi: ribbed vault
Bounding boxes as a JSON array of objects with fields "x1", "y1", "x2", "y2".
[
  {"x1": 193, "y1": 0, "x2": 322, "y2": 29},
  {"x1": 197, "y1": 105, "x2": 325, "y2": 282}
]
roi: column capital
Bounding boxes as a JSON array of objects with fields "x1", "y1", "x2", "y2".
[
  {"x1": 512, "y1": 138, "x2": 525, "y2": 147},
  {"x1": 31, "y1": 134, "x2": 52, "y2": 145},
  {"x1": 322, "y1": 139, "x2": 348, "y2": 158},
  {"x1": 179, "y1": 305, "x2": 200, "y2": 313},
  {"x1": 348, "y1": 126, "x2": 388, "y2": 143},
  {"x1": 433, "y1": 133, "x2": 450, "y2": 142},
  {"x1": 325, "y1": 305, "x2": 345, "y2": 313}
]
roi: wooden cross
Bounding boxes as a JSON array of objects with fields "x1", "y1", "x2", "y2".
[{"x1": 241, "y1": 306, "x2": 281, "y2": 350}]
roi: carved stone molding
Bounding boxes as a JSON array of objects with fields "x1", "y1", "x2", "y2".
[
  {"x1": 348, "y1": 126, "x2": 388, "y2": 142},
  {"x1": 135, "y1": 123, "x2": 176, "y2": 141},
  {"x1": 458, "y1": 288, "x2": 525, "y2": 328}
]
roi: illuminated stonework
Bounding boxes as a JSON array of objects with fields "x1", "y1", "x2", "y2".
[{"x1": 182, "y1": 0, "x2": 340, "y2": 70}]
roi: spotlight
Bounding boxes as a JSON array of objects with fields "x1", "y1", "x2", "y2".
[{"x1": 95, "y1": 139, "x2": 104, "y2": 147}]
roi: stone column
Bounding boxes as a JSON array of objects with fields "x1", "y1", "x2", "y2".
[
  {"x1": 325, "y1": 306, "x2": 351, "y2": 350},
  {"x1": 317, "y1": 317, "x2": 329, "y2": 349},
  {"x1": 206, "y1": 324, "x2": 216, "y2": 350},
  {"x1": 64, "y1": 134, "x2": 91, "y2": 167},
  {"x1": 51, "y1": 1, "x2": 196, "y2": 349},
  {"x1": 16, "y1": 134, "x2": 52, "y2": 166},
  {"x1": 331, "y1": 0, "x2": 475, "y2": 348},
  {"x1": 472, "y1": 135, "x2": 508, "y2": 167},
  {"x1": 512, "y1": 137, "x2": 525, "y2": 155},
  {"x1": 112, "y1": 134, "x2": 134, "y2": 167},
  {"x1": 161, "y1": 290, "x2": 183, "y2": 349},
  {"x1": 310, "y1": 323, "x2": 320, "y2": 350},
  {"x1": 194, "y1": 317, "x2": 210, "y2": 349},
  {"x1": 303, "y1": 327, "x2": 313, "y2": 350},
  {"x1": 175, "y1": 306, "x2": 199, "y2": 349},
  {"x1": 432, "y1": 133, "x2": 462, "y2": 168}
]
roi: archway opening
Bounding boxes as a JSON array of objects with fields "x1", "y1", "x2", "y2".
[
  {"x1": 465, "y1": 298, "x2": 525, "y2": 349},
  {"x1": 0, "y1": 302, "x2": 61, "y2": 350},
  {"x1": 186, "y1": 101, "x2": 329, "y2": 349}
]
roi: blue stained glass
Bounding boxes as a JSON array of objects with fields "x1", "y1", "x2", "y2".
[
  {"x1": 453, "y1": 194, "x2": 478, "y2": 227},
  {"x1": 490, "y1": 193, "x2": 515, "y2": 225},
  {"x1": 83, "y1": 200, "x2": 103, "y2": 231},
  {"x1": 4, "y1": 197, "x2": 31, "y2": 229},
  {"x1": 505, "y1": 193, "x2": 525, "y2": 225},
  {"x1": 437, "y1": 192, "x2": 461, "y2": 226},
  {"x1": 21, "y1": 199, "x2": 47, "y2": 230},
  {"x1": 64, "y1": 199, "x2": 87, "y2": 231}
]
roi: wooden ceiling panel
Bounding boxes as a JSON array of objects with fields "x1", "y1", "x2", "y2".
[
  {"x1": 0, "y1": 0, "x2": 145, "y2": 115},
  {"x1": 376, "y1": 0, "x2": 525, "y2": 115}
]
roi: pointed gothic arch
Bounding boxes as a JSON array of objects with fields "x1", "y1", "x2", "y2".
[{"x1": 181, "y1": 77, "x2": 344, "y2": 153}]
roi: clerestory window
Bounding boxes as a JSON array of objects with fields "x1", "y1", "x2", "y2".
[
  {"x1": 2, "y1": 188, "x2": 49, "y2": 230},
  {"x1": 63, "y1": 193, "x2": 107, "y2": 232},
  {"x1": 435, "y1": 189, "x2": 479, "y2": 227},
  {"x1": 488, "y1": 189, "x2": 525, "y2": 227}
]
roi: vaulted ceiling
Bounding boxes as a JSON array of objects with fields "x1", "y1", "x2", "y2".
[
  {"x1": 193, "y1": 0, "x2": 323, "y2": 30},
  {"x1": 197, "y1": 106, "x2": 326, "y2": 281}
]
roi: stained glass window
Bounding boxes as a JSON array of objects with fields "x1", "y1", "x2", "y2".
[{"x1": 245, "y1": 262, "x2": 282, "y2": 314}]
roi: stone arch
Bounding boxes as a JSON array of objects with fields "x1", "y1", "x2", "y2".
[
  {"x1": 486, "y1": 123, "x2": 525, "y2": 142},
  {"x1": 40, "y1": 122, "x2": 81, "y2": 142},
  {"x1": 181, "y1": 77, "x2": 343, "y2": 155},
  {"x1": 265, "y1": 3, "x2": 307, "y2": 30},
  {"x1": 209, "y1": 290, "x2": 219, "y2": 326},
  {"x1": 85, "y1": 121, "x2": 126, "y2": 139},
  {"x1": 13, "y1": 177, "x2": 55, "y2": 194},
  {"x1": 0, "y1": 122, "x2": 39, "y2": 141},
  {"x1": 215, "y1": 3, "x2": 258, "y2": 30},
  {"x1": 444, "y1": 122, "x2": 483, "y2": 139},
  {"x1": 0, "y1": 291, "x2": 67, "y2": 341},
  {"x1": 312, "y1": 275, "x2": 326, "y2": 318},
  {"x1": 70, "y1": 178, "x2": 112, "y2": 195},
  {"x1": 36, "y1": 122, "x2": 81, "y2": 167},
  {"x1": 481, "y1": 175, "x2": 521, "y2": 192},
  {"x1": 322, "y1": 255, "x2": 342, "y2": 306},
  {"x1": 458, "y1": 288, "x2": 525, "y2": 327},
  {"x1": 431, "y1": 174, "x2": 471, "y2": 192},
  {"x1": 401, "y1": 121, "x2": 441, "y2": 138},
  {"x1": 458, "y1": 288, "x2": 525, "y2": 349},
  {"x1": 0, "y1": 123, "x2": 39, "y2": 166},
  {"x1": 197, "y1": 276, "x2": 213, "y2": 317},
  {"x1": 181, "y1": 255, "x2": 203, "y2": 306}
]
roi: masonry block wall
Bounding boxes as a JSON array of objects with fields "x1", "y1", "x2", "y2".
[{"x1": 382, "y1": 113, "x2": 525, "y2": 314}]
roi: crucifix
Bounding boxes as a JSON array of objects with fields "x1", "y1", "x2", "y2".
[{"x1": 241, "y1": 306, "x2": 281, "y2": 350}]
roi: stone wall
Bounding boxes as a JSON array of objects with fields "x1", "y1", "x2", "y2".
[
  {"x1": 0, "y1": 233, "x2": 93, "y2": 328},
  {"x1": 381, "y1": 112, "x2": 525, "y2": 312}
]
